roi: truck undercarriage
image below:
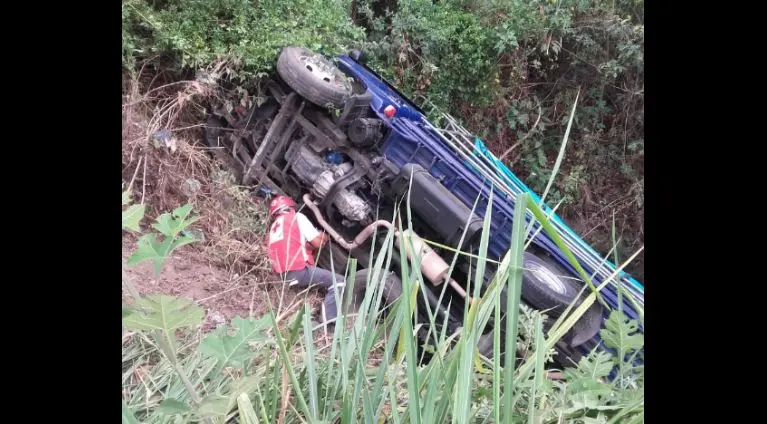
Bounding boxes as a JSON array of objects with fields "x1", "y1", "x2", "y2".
[{"x1": 202, "y1": 47, "x2": 627, "y2": 368}]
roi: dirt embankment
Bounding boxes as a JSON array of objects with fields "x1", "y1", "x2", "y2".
[{"x1": 121, "y1": 68, "x2": 323, "y2": 330}]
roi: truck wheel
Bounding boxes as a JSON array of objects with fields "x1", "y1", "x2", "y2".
[
  {"x1": 276, "y1": 46, "x2": 357, "y2": 108},
  {"x1": 351, "y1": 268, "x2": 403, "y2": 312},
  {"x1": 315, "y1": 240, "x2": 352, "y2": 277},
  {"x1": 520, "y1": 251, "x2": 605, "y2": 348},
  {"x1": 521, "y1": 251, "x2": 586, "y2": 317}
]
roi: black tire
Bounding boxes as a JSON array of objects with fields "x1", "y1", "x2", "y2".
[
  {"x1": 276, "y1": 46, "x2": 355, "y2": 108},
  {"x1": 351, "y1": 268, "x2": 403, "y2": 311},
  {"x1": 568, "y1": 301, "x2": 604, "y2": 348},
  {"x1": 315, "y1": 240, "x2": 352, "y2": 277},
  {"x1": 520, "y1": 251, "x2": 605, "y2": 349},
  {"x1": 476, "y1": 329, "x2": 523, "y2": 368},
  {"x1": 520, "y1": 251, "x2": 584, "y2": 317},
  {"x1": 477, "y1": 330, "x2": 498, "y2": 359}
]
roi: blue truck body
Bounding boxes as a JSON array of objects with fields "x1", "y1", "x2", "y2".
[{"x1": 335, "y1": 54, "x2": 645, "y2": 361}]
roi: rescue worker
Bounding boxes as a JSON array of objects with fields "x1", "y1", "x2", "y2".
[{"x1": 266, "y1": 195, "x2": 345, "y2": 326}]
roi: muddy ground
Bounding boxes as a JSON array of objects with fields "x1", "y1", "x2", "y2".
[{"x1": 121, "y1": 234, "x2": 323, "y2": 333}]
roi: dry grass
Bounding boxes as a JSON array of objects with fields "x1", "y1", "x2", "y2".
[
  {"x1": 121, "y1": 59, "x2": 334, "y2": 337},
  {"x1": 122, "y1": 57, "x2": 280, "y2": 305}
]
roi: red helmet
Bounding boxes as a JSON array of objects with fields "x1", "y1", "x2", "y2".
[{"x1": 268, "y1": 195, "x2": 297, "y2": 217}]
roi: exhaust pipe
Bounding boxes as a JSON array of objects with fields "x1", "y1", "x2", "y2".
[
  {"x1": 303, "y1": 193, "x2": 394, "y2": 250},
  {"x1": 302, "y1": 193, "x2": 470, "y2": 300}
]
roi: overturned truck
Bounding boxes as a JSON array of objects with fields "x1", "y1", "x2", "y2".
[{"x1": 202, "y1": 46, "x2": 645, "y2": 367}]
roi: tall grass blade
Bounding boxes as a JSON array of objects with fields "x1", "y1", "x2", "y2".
[
  {"x1": 387, "y1": 373, "x2": 402, "y2": 424},
  {"x1": 268, "y1": 311, "x2": 314, "y2": 424},
  {"x1": 524, "y1": 198, "x2": 564, "y2": 249},
  {"x1": 611, "y1": 212, "x2": 623, "y2": 314},
  {"x1": 473, "y1": 188, "x2": 493, "y2": 299},
  {"x1": 453, "y1": 189, "x2": 496, "y2": 424},
  {"x1": 369, "y1": 234, "x2": 402, "y2": 391},
  {"x1": 608, "y1": 214, "x2": 643, "y2": 324},
  {"x1": 302, "y1": 305, "x2": 319, "y2": 420},
  {"x1": 523, "y1": 88, "x2": 580, "y2": 243},
  {"x1": 421, "y1": 358, "x2": 442, "y2": 424},
  {"x1": 122, "y1": 400, "x2": 140, "y2": 424},
  {"x1": 540, "y1": 88, "x2": 580, "y2": 204},
  {"x1": 503, "y1": 192, "x2": 529, "y2": 421},
  {"x1": 493, "y1": 277, "x2": 502, "y2": 424},
  {"x1": 526, "y1": 199, "x2": 605, "y2": 305},
  {"x1": 252, "y1": 383, "x2": 271, "y2": 424},
  {"x1": 266, "y1": 352, "x2": 280, "y2": 420},
  {"x1": 415, "y1": 192, "x2": 483, "y2": 354},
  {"x1": 236, "y1": 392, "x2": 260, "y2": 424},
  {"x1": 391, "y1": 205, "x2": 421, "y2": 424},
  {"x1": 434, "y1": 345, "x2": 462, "y2": 423},
  {"x1": 452, "y1": 302, "x2": 477, "y2": 424},
  {"x1": 527, "y1": 314, "x2": 546, "y2": 424}
]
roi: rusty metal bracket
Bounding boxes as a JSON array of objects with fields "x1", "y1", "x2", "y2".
[{"x1": 243, "y1": 92, "x2": 298, "y2": 186}]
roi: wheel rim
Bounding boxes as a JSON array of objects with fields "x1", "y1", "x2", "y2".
[
  {"x1": 526, "y1": 260, "x2": 568, "y2": 295},
  {"x1": 298, "y1": 51, "x2": 353, "y2": 93}
]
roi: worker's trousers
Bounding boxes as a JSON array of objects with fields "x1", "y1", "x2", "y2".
[{"x1": 284, "y1": 266, "x2": 346, "y2": 324}]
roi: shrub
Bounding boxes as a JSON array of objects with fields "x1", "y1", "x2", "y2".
[{"x1": 122, "y1": 0, "x2": 366, "y2": 80}]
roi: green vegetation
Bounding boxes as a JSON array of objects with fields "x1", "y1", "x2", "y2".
[
  {"x1": 122, "y1": 0, "x2": 643, "y2": 279},
  {"x1": 122, "y1": 188, "x2": 644, "y2": 423},
  {"x1": 122, "y1": 1, "x2": 644, "y2": 422}
]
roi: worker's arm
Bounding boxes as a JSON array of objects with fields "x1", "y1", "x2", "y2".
[
  {"x1": 309, "y1": 231, "x2": 329, "y2": 249},
  {"x1": 296, "y1": 213, "x2": 326, "y2": 250}
]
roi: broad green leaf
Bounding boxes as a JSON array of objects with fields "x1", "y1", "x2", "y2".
[
  {"x1": 580, "y1": 415, "x2": 608, "y2": 424},
  {"x1": 122, "y1": 190, "x2": 131, "y2": 206},
  {"x1": 122, "y1": 204, "x2": 146, "y2": 232},
  {"x1": 172, "y1": 233, "x2": 199, "y2": 251},
  {"x1": 618, "y1": 384, "x2": 645, "y2": 404},
  {"x1": 126, "y1": 232, "x2": 197, "y2": 276},
  {"x1": 600, "y1": 311, "x2": 644, "y2": 355},
  {"x1": 153, "y1": 212, "x2": 184, "y2": 237},
  {"x1": 122, "y1": 400, "x2": 139, "y2": 424},
  {"x1": 606, "y1": 396, "x2": 644, "y2": 424},
  {"x1": 198, "y1": 395, "x2": 229, "y2": 418},
  {"x1": 172, "y1": 203, "x2": 194, "y2": 220},
  {"x1": 568, "y1": 377, "x2": 612, "y2": 397},
  {"x1": 566, "y1": 377, "x2": 612, "y2": 409},
  {"x1": 152, "y1": 204, "x2": 201, "y2": 237},
  {"x1": 126, "y1": 234, "x2": 173, "y2": 276},
  {"x1": 157, "y1": 398, "x2": 191, "y2": 415},
  {"x1": 576, "y1": 351, "x2": 616, "y2": 380},
  {"x1": 123, "y1": 294, "x2": 204, "y2": 333},
  {"x1": 199, "y1": 316, "x2": 271, "y2": 372}
]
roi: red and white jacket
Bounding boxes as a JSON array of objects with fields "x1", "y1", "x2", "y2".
[{"x1": 267, "y1": 211, "x2": 320, "y2": 273}]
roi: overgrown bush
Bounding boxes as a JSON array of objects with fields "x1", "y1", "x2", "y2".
[
  {"x1": 359, "y1": 0, "x2": 644, "y2": 278},
  {"x1": 122, "y1": 0, "x2": 366, "y2": 79}
]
